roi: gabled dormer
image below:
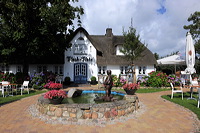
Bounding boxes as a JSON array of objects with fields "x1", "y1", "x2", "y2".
[{"x1": 116, "y1": 44, "x2": 124, "y2": 56}]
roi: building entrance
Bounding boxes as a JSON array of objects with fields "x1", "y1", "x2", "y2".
[{"x1": 74, "y1": 63, "x2": 87, "y2": 84}]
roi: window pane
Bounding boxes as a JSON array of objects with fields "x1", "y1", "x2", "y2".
[
  {"x1": 59, "y1": 66, "x2": 63, "y2": 75},
  {"x1": 17, "y1": 66, "x2": 21, "y2": 72},
  {"x1": 120, "y1": 66, "x2": 124, "y2": 74},
  {"x1": 139, "y1": 66, "x2": 142, "y2": 74},
  {"x1": 55, "y1": 66, "x2": 58, "y2": 74},
  {"x1": 103, "y1": 66, "x2": 106, "y2": 74},
  {"x1": 98, "y1": 66, "x2": 101, "y2": 74},
  {"x1": 143, "y1": 66, "x2": 146, "y2": 74}
]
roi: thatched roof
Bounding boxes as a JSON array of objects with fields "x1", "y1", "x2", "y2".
[
  {"x1": 68, "y1": 27, "x2": 157, "y2": 66},
  {"x1": 90, "y1": 31, "x2": 157, "y2": 66}
]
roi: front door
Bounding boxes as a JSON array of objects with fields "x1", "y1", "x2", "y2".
[{"x1": 74, "y1": 63, "x2": 87, "y2": 84}]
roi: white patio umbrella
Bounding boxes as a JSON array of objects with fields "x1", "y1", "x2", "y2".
[
  {"x1": 185, "y1": 32, "x2": 196, "y2": 74},
  {"x1": 157, "y1": 54, "x2": 185, "y2": 72},
  {"x1": 157, "y1": 54, "x2": 185, "y2": 65}
]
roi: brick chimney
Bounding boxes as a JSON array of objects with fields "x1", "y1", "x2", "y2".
[{"x1": 105, "y1": 28, "x2": 113, "y2": 37}]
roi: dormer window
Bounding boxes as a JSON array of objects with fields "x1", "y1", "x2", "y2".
[{"x1": 116, "y1": 45, "x2": 124, "y2": 55}]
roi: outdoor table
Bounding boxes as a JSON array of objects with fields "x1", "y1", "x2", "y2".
[
  {"x1": 185, "y1": 85, "x2": 200, "y2": 100},
  {"x1": 0, "y1": 83, "x2": 18, "y2": 97}
]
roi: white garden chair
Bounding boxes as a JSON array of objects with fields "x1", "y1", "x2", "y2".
[
  {"x1": 18, "y1": 81, "x2": 29, "y2": 95},
  {"x1": 0, "y1": 83, "x2": 5, "y2": 97},
  {"x1": 170, "y1": 83, "x2": 183, "y2": 100},
  {"x1": 197, "y1": 88, "x2": 200, "y2": 108}
]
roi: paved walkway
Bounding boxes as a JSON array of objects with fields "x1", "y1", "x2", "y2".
[{"x1": 0, "y1": 87, "x2": 200, "y2": 133}]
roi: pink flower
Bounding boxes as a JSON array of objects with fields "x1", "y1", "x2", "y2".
[
  {"x1": 49, "y1": 83, "x2": 62, "y2": 89},
  {"x1": 44, "y1": 89, "x2": 67, "y2": 99},
  {"x1": 122, "y1": 83, "x2": 139, "y2": 90}
]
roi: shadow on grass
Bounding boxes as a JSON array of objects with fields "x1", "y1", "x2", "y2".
[{"x1": 0, "y1": 90, "x2": 46, "y2": 106}]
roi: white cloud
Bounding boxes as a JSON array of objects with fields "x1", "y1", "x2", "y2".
[{"x1": 75, "y1": 0, "x2": 200, "y2": 57}]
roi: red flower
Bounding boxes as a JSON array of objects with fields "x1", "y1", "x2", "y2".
[
  {"x1": 49, "y1": 83, "x2": 62, "y2": 89},
  {"x1": 44, "y1": 89, "x2": 67, "y2": 99}
]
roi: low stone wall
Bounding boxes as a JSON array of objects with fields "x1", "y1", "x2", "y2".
[{"x1": 37, "y1": 95, "x2": 139, "y2": 121}]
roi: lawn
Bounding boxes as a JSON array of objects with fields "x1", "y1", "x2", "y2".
[
  {"x1": 162, "y1": 92, "x2": 200, "y2": 120},
  {"x1": 113, "y1": 88, "x2": 170, "y2": 93},
  {"x1": 0, "y1": 90, "x2": 46, "y2": 106}
]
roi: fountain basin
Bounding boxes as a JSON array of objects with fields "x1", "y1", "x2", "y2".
[
  {"x1": 65, "y1": 90, "x2": 125, "y2": 104},
  {"x1": 37, "y1": 90, "x2": 139, "y2": 121}
]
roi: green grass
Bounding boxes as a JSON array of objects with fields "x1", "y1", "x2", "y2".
[
  {"x1": 113, "y1": 88, "x2": 170, "y2": 93},
  {"x1": 136, "y1": 88, "x2": 170, "y2": 93},
  {"x1": 0, "y1": 90, "x2": 46, "y2": 106},
  {"x1": 161, "y1": 92, "x2": 200, "y2": 120}
]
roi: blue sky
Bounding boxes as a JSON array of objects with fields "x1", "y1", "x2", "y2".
[{"x1": 73, "y1": 0, "x2": 200, "y2": 57}]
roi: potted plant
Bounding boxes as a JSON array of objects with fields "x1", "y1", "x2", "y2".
[
  {"x1": 64, "y1": 76, "x2": 71, "y2": 85},
  {"x1": 44, "y1": 89, "x2": 67, "y2": 104},
  {"x1": 90, "y1": 76, "x2": 97, "y2": 85},
  {"x1": 122, "y1": 83, "x2": 139, "y2": 95},
  {"x1": 49, "y1": 82, "x2": 62, "y2": 90}
]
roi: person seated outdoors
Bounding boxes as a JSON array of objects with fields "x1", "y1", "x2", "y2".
[{"x1": 191, "y1": 73, "x2": 198, "y2": 86}]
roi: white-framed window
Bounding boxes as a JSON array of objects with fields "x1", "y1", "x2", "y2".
[
  {"x1": 103, "y1": 66, "x2": 106, "y2": 74},
  {"x1": 98, "y1": 66, "x2": 101, "y2": 74},
  {"x1": 98, "y1": 66, "x2": 107, "y2": 75},
  {"x1": 0, "y1": 65, "x2": 9, "y2": 72},
  {"x1": 139, "y1": 66, "x2": 146, "y2": 74},
  {"x1": 55, "y1": 66, "x2": 63, "y2": 75},
  {"x1": 74, "y1": 37, "x2": 88, "y2": 55},
  {"x1": 16, "y1": 66, "x2": 22, "y2": 72},
  {"x1": 120, "y1": 66, "x2": 128, "y2": 74},
  {"x1": 37, "y1": 65, "x2": 47, "y2": 73},
  {"x1": 116, "y1": 45, "x2": 124, "y2": 55}
]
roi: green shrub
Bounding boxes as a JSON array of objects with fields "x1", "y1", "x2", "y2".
[
  {"x1": 30, "y1": 72, "x2": 45, "y2": 90},
  {"x1": 15, "y1": 72, "x2": 25, "y2": 84},
  {"x1": 140, "y1": 71, "x2": 168, "y2": 87},
  {"x1": 64, "y1": 76, "x2": 71, "y2": 85},
  {"x1": 90, "y1": 76, "x2": 96, "y2": 81},
  {"x1": 138, "y1": 71, "x2": 182, "y2": 87},
  {"x1": 30, "y1": 72, "x2": 57, "y2": 90},
  {"x1": 0, "y1": 72, "x2": 16, "y2": 83},
  {"x1": 90, "y1": 76, "x2": 97, "y2": 85},
  {"x1": 167, "y1": 74, "x2": 181, "y2": 86},
  {"x1": 112, "y1": 75, "x2": 126, "y2": 87}
]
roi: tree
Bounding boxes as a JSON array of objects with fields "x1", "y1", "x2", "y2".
[
  {"x1": 0, "y1": 0, "x2": 84, "y2": 73},
  {"x1": 183, "y1": 11, "x2": 200, "y2": 54},
  {"x1": 154, "y1": 53, "x2": 159, "y2": 60},
  {"x1": 184, "y1": 11, "x2": 200, "y2": 73},
  {"x1": 120, "y1": 26, "x2": 146, "y2": 83}
]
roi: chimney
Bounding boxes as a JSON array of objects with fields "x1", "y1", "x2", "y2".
[{"x1": 105, "y1": 28, "x2": 113, "y2": 37}]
